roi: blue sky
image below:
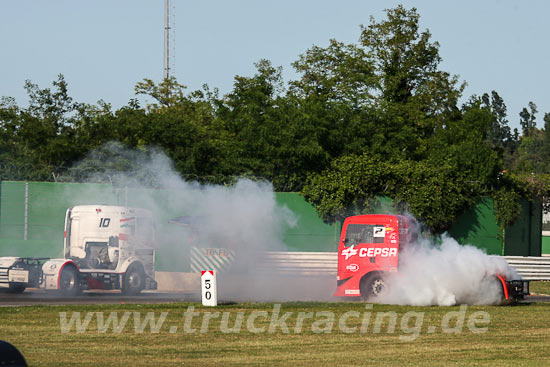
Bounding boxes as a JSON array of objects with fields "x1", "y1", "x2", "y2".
[{"x1": 1, "y1": 0, "x2": 548, "y2": 131}]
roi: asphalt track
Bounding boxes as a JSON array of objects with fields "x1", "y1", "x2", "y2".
[
  {"x1": 0, "y1": 288, "x2": 549, "y2": 306},
  {"x1": 522, "y1": 294, "x2": 550, "y2": 303},
  {"x1": 0, "y1": 289, "x2": 200, "y2": 306}
]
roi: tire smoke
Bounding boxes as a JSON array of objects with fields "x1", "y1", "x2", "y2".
[
  {"x1": 72, "y1": 143, "x2": 318, "y2": 300},
  {"x1": 71, "y1": 144, "x2": 520, "y2": 304},
  {"x1": 377, "y1": 234, "x2": 519, "y2": 306}
]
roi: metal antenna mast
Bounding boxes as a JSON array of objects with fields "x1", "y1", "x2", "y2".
[{"x1": 163, "y1": 0, "x2": 175, "y2": 79}]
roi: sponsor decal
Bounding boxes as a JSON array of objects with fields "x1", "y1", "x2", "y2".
[
  {"x1": 373, "y1": 226, "x2": 385, "y2": 237},
  {"x1": 359, "y1": 247, "x2": 397, "y2": 257},
  {"x1": 205, "y1": 248, "x2": 232, "y2": 257},
  {"x1": 341, "y1": 245, "x2": 358, "y2": 260},
  {"x1": 341, "y1": 246, "x2": 398, "y2": 259},
  {"x1": 344, "y1": 289, "x2": 361, "y2": 295},
  {"x1": 385, "y1": 227, "x2": 395, "y2": 232},
  {"x1": 346, "y1": 264, "x2": 359, "y2": 272}
]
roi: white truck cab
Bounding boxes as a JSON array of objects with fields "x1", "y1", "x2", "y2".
[{"x1": 0, "y1": 205, "x2": 157, "y2": 295}]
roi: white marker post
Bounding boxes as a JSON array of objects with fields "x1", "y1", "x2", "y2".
[{"x1": 201, "y1": 270, "x2": 217, "y2": 306}]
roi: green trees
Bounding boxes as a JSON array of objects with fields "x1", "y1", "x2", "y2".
[
  {"x1": 0, "y1": 75, "x2": 83, "y2": 180},
  {"x1": 519, "y1": 102, "x2": 538, "y2": 137},
  {"x1": 0, "y1": 5, "x2": 547, "y2": 232},
  {"x1": 214, "y1": 59, "x2": 329, "y2": 190},
  {"x1": 289, "y1": 6, "x2": 463, "y2": 162},
  {"x1": 298, "y1": 6, "x2": 547, "y2": 232},
  {"x1": 300, "y1": 6, "x2": 495, "y2": 231},
  {"x1": 360, "y1": 6, "x2": 463, "y2": 159}
]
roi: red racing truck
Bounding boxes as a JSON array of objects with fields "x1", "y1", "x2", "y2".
[{"x1": 333, "y1": 214, "x2": 529, "y2": 302}]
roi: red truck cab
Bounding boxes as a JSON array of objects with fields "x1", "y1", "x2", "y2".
[
  {"x1": 334, "y1": 214, "x2": 417, "y2": 299},
  {"x1": 334, "y1": 214, "x2": 529, "y2": 303}
]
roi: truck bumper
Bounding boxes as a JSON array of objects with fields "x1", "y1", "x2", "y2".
[
  {"x1": 505, "y1": 279, "x2": 530, "y2": 300},
  {"x1": 496, "y1": 274, "x2": 529, "y2": 302}
]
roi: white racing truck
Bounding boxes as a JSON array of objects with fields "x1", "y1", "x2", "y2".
[{"x1": 0, "y1": 205, "x2": 157, "y2": 295}]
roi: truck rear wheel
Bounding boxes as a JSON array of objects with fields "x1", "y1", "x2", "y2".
[
  {"x1": 122, "y1": 264, "x2": 145, "y2": 295},
  {"x1": 360, "y1": 274, "x2": 386, "y2": 301},
  {"x1": 8, "y1": 284, "x2": 26, "y2": 294},
  {"x1": 59, "y1": 265, "x2": 81, "y2": 296}
]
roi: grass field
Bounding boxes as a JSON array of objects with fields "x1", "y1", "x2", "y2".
[
  {"x1": 530, "y1": 280, "x2": 550, "y2": 295},
  {"x1": 2, "y1": 283, "x2": 550, "y2": 366}
]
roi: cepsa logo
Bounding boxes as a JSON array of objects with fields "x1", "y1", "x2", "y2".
[{"x1": 341, "y1": 245, "x2": 397, "y2": 260}]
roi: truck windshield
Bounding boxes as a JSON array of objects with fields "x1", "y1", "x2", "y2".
[{"x1": 344, "y1": 224, "x2": 385, "y2": 247}]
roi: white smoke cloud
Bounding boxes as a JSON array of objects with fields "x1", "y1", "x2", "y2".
[
  {"x1": 378, "y1": 234, "x2": 519, "y2": 306},
  {"x1": 69, "y1": 144, "x2": 521, "y2": 304},
  {"x1": 71, "y1": 143, "x2": 310, "y2": 300},
  {"x1": 190, "y1": 179, "x2": 296, "y2": 253},
  {"x1": 72, "y1": 143, "x2": 296, "y2": 252}
]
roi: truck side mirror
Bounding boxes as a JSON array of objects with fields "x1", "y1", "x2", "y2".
[{"x1": 109, "y1": 236, "x2": 119, "y2": 248}]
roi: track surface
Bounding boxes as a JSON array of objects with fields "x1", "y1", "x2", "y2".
[
  {"x1": 0, "y1": 288, "x2": 549, "y2": 306},
  {"x1": 0, "y1": 289, "x2": 200, "y2": 306},
  {"x1": 523, "y1": 294, "x2": 550, "y2": 303}
]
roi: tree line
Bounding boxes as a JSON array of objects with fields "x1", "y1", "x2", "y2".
[{"x1": 1, "y1": 6, "x2": 549, "y2": 232}]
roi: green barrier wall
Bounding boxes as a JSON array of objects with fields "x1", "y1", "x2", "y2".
[
  {"x1": 0, "y1": 181, "x2": 544, "y2": 272},
  {"x1": 0, "y1": 182, "x2": 338, "y2": 271},
  {"x1": 542, "y1": 237, "x2": 550, "y2": 254},
  {"x1": 276, "y1": 193, "x2": 339, "y2": 252},
  {"x1": 447, "y1": 198, "x2": 502, "y2": 255},
  {"x1": 448, "y1": 197, "x2": 542, "y2": 256},
  {"x1": 504, "y1": 198, "x2": 542, "y2": 256}
]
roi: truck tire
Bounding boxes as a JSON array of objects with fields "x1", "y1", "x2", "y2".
[
  {"x1": 8, "y1": 284, "x2": 26, "y2": 294},
  {"x1": 122, "y1": 264, "x2": 145, "y2": 295},
  {"x1": 59, "y1": 265, "x2": 81, "y2": 296},
  {"x1": 360, "y1": 273, "x2": 385, "y2": 301}
]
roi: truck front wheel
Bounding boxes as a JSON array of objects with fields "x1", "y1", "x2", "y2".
[
  {"x1": 122, "y1": 264, "x2": 145, "y2": 295},
  {"x1": 59, "y1": 265, "x2": 81, "y2": 296},
  {"x1": 360, "y1": 274, "x2": 386, "y2": 301}
]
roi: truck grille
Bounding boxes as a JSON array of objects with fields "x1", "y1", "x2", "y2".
[{"x1": 0, "y1": 267, "x2": 9, "y2": 285}]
